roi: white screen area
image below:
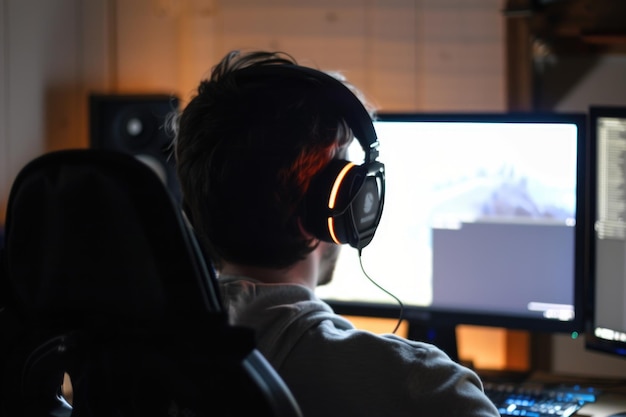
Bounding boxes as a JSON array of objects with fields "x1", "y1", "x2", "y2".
[{"x1": 317, "y1": 119, "x2": 580, "y2": 321}]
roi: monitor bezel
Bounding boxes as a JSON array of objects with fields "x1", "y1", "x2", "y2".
[
  {"x1": 325, "y1": 111, "x2": 588, "y2": 336},
  {"x1": 584, "y1": 105, "x2": 626, "y2": 358}
]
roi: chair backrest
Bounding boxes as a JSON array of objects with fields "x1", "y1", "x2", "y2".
[{"x1": 0, "y1": 149, "x2": 302, "y2": 417}]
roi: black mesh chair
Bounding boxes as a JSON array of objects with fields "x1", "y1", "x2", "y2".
[{"x1": 0, "y1": 149, "x2": 302, "y2": 417}]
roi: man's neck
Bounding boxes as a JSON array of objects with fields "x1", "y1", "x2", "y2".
[{"x1": 220, "y1": 257, "x2": 318, "y2": 290}]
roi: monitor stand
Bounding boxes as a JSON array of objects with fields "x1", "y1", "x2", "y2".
[{"x1": 407, "y1": 321, "x2": 459, "y2": 363}]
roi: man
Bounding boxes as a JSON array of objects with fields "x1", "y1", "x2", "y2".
[{"x1": 172, "y1": 49, "x2": 500, "y2": 417}]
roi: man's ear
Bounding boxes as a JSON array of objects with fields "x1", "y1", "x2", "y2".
[{"x1": 296, "y1": 216, "x2": 315, "y2": 240}]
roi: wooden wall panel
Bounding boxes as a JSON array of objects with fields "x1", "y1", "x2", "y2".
[
  {"x1": 417, "y1": 1, "x2": 505, "y2": 111},
  {"x1": 111, "y1": 0, "x2": 504, "y2": 112},
  {"x1": 114, "y1": 0, "x2": 180, "y2": 95}
]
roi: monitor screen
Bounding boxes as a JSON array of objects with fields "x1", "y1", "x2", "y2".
[
  {"x1": 318, "y1": 112, "x2": 587, "y2": 341},
  {"x1": 586, "y1": 106, "x2": 626, "y2": 358}
]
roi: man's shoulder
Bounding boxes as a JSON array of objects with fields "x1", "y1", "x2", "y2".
[{"x1": 310, "y1": 320, "x2": 453, "y2": 364}]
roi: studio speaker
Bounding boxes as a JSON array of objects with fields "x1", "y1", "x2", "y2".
[{"x1": 89, "y1": 94, "x2": 181, "y2": 203}]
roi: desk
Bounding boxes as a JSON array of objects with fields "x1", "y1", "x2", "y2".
[
  {"x1": 577, "y1": 392, "x2": 626, "y2": 417},
  {"x1": 477, "y1": 370, "x2": 626, "y2": 417},
  {"x1": 512, "y1": 371, "x2": 626, "y2": 417}
]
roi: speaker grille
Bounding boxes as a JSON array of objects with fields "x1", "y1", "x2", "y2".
[{"x1": 89, "y1": 94, "x2": 181, "y2": 203}]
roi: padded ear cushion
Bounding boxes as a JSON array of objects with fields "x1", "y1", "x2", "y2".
[{"x1": 305, "y1": 159, "x2": 382, "y2": 248}]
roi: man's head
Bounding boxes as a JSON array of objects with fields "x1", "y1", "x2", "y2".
[{"x1": 173, "y1": 50, "x2": 379, "y2": 271}]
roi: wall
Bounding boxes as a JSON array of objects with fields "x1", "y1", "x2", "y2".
[{"x1": 0, "y1": 0, "x2": 110, "y2": 222}]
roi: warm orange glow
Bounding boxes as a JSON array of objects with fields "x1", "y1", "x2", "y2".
[
  {"x1": 326, "y1": 162, "x2": 355, "y2": 244},
  {"x1": 328, "y1": 162, "x2": 355, "y2": 209},
  {"x1": 328, "y1": 217, "x2": 340, "y2": 244}
]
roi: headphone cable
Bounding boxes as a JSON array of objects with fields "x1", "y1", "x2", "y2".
[{"x1": 357, "y1": 248, "x2": 405, "y2": 334}]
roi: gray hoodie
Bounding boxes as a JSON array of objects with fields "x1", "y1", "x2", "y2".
[{"x1": 219, "y1": 276, "x2": 500, "y2": 417}]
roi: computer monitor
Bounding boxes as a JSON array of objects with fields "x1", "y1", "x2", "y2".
[
  {"x1": 317, "y1": 112, "x2": 587, "y2": 358},
  {"x1": 585, "y1": 106, "x2": 626, "y2": 359}
]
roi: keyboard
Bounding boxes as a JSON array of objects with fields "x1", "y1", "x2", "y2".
[{"x1": 484, "y1": 381, "x2": 599, "y2": 417}]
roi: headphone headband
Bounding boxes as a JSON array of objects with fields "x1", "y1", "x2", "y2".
[{"x1": 231, "y1": 64, "x2": 381, "y2": 164}]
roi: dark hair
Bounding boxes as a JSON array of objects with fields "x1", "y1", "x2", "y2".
[{"x1": 172, "y1": 50, "x2": 371, "y2": 269}]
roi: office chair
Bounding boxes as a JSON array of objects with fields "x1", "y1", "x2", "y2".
[{"x1": 0, "y1": 149, "x2": 302, "y2": 417}]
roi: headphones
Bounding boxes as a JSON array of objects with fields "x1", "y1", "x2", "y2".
[{"x1": 232, "y1": 64, "x2": 385, "y2": 250}]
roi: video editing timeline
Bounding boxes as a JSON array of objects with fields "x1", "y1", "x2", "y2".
[
  {"x1": 317, "y1": 114, "x2": 581, "y2": 329},
  {"x1": 592, "y1": 113, "x2": 626, "y2": 349},
  {"x1": 596, "y1": 116, "x2": 626, "y2": 240}
]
